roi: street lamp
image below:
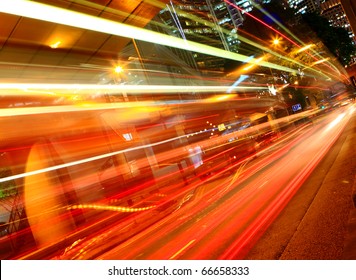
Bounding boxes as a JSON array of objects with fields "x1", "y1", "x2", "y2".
[
  {"x1": 114, "y1": 65, "x2": 124, "y2": 73},
  {"x1": 273, "y1": 38, "x2": 280, "y2": 46}
]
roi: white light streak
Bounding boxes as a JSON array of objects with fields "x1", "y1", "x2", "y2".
[
  {"x1": 0, "y1": 132, "x2": 190, "y2": 184},
  {"x1": 325, "y1": 112, "x2": 346, "y2": 131},
  {"x1": 0, "y1": 84, "x2": 268, "y2": 100}
]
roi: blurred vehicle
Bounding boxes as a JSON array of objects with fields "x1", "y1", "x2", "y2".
[
  {"x1": 195, "y1": 132, "x2": 258, "y2": 179},
  {"x1": 1, "y1": 88, "x2": 284, "y2": 259}
]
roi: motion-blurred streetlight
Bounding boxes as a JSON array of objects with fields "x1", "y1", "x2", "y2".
[{"x1": 296, "y1": 44, "x2": 315, "y2": 53}]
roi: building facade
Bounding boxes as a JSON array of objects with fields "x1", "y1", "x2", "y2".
[
  {"x1": 157, "y1": 1, "x2": 269, "y2": 71},
  {"x1": 320, "y1": 0, "x2": 356, "y2": 46},
  {"x1": 286, "y1": 0, "x2": 321, "y2": 15},
  {"x1": 158, "y1": 0, "x2": 245, "y2": 71}
]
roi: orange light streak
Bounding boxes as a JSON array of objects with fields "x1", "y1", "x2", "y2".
[{"x1": 68, "y1": 204, "x2": 156, "y2": 212}]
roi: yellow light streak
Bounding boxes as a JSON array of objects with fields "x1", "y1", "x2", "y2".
[
  {"x1": 0, "y1": 0, "x2": 297, "y2": 74},
  {"x1": 49, "y1": 41, "x2": 61, "y2": 48},
  {"x1": 296, "y1": 44, "x2": 315, "y2": 53},
  {"x1": 73, "y1": 0, "x2": 343, "y2": 82},
  {"x1": 311, "y1": 58, "x2": 330, "y2": 66},
  {"x1": 0, "y1": 104, "x2": 136, "y2": 117},
  {"x1": 169, "y1": 239, "x2": 196, "y2": 259},
  {"x1": 242, "y1": 64, "x2": 254, "y2": 72},
  {"x1": 205, "y1": 94, "x2": 235, "y2": 103},
  {"x1": 241, "y1": 56, "x2": 265, "y2": 72}
]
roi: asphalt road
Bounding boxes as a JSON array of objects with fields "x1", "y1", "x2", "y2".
[
  {"x1": 18, "y1": 105, "x2": 354, "y2": 260},
  {"x1": 245, "y1": 106, "x2": 356, "y2": 260},
  {"x1": 61, "y1": 106, "x2": 354, "y2": 260}
]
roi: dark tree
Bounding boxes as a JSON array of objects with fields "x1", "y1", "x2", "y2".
[{"x1": 302, "y1": 12, "x2": 356, "y2": 65}]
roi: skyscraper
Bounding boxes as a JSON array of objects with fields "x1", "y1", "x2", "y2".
[
  {"x1": 158, "y1": 0, "x2": 246, "y2": 71},
  {"x1": 286, "y1": 0, "x2": 321, "y2": 15},
  {"x1": 340, "y1": 0, "x2": 356, "y2": 41},
  {"x1": 320, "y1": 0, "x2": 356, "y2": 45}
]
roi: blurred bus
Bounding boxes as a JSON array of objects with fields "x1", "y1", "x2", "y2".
[{"x1": 0, "y1": 86, "x2": 284, "y2": 259}]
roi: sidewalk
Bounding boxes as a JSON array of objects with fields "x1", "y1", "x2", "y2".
[
  {"x1": 245, "y1": 106, "x2": 356, "y2": 260},
  {"x1": 280, "y1": 109, "x2": 356, "y2": 260},
  {"x1": 342, "y1": 111, "x2": 356, "y2": 259}
]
